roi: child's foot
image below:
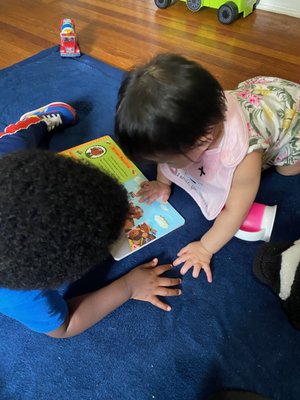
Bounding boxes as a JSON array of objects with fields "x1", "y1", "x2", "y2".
[{"x1": 20, "y1": 102, "x2": 76, "y2": 132}]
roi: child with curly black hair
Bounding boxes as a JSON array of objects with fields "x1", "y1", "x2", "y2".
[
  {"x1": 0, "y1": 103, "x2": 181, "y2": 338},
  {"x1": 115, "y1": 53, "x2": 300, "y2": 283}
]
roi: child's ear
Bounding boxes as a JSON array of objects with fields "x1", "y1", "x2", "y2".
[
  {"x1": 203, "y1": 133, "x2": 214, "y2": 142},
  {"x1": 196, "y1": 133, "x2": 213, "y2": 146}
]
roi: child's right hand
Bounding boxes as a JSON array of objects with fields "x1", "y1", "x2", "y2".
[
  {"x1": 136, "y1": 180, "x2": 171, "y2": 205},
  {"x1": 173, "y1": 240, "x2": 213, "y2": 283},
  {"x1": 124, "y1": 258, "x2": 182, "y2": 311}
]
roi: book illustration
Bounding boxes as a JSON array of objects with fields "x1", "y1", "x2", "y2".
[
  {"x1": 85, "y1": 145, "x2": 106, "y2": 158},
  {"x1": 61, "y1": 136, "x2": 185, "y2": 260},
  {"x1": 123, "y1": 182, "x2": 178, "y2": 251}
]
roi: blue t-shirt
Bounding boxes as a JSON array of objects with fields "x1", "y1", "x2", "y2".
[{"x1": 0, "y1": 287, "x2": 68, "y2": 333}]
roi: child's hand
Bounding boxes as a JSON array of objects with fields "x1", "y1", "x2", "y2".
[
  {"x1": 136, "y1": 180, "x2": 171, "y2": 205},
  {"x1": 173, "y1": 241, "x2": 213, "y2": 282},
  {"x1": 124, "y1": 258, "x2": 182, "y2": 311}
]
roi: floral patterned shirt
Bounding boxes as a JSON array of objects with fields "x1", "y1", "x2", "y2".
[{"x1": 229, "y1": 77, "x2": 300, "y2": 168}]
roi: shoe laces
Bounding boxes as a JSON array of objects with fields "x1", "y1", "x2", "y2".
[{"x1": 40, "y1": 113, "x2": 63, "y2": 131}]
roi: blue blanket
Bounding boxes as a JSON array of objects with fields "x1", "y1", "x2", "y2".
[{"x1": 0, "y1": 46, "x2": 299, "y2": 400}]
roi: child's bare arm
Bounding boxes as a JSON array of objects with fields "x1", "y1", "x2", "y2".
[
  {"x1": 47, "y1": 259, "x2": 181, "y2": 339},
  {"x1": 173, "y1": 151, "x2": 262, "y2": 280},
  {"x1": 166, "y1": 150, "x2": 261, "y2": 251},
  {"x1": 157, "y1": 164, "x2": 172, "y2": 185},
  {"x1": 201, "y1": 151, "x2": 262, "y2": 253}
]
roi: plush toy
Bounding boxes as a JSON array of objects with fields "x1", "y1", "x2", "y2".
[{"x1": 253, "y1": 239, "x2": 300, "y2": 330}]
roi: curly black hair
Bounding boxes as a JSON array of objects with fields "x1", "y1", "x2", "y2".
[
  {"x1": 0, "y1": 149, "x2": 129, "y2": 290},
  {"x1": 115, "y1": 53, "x2": 226, "y2": 159}
]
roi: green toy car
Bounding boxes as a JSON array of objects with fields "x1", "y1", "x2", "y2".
[{"x1": 154, "y1": 0, "x2": 259, "y2": 24}]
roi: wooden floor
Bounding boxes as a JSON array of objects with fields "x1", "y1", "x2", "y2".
[{"x1": 0, "y1": 0, "x2": 299, "y2": 88}]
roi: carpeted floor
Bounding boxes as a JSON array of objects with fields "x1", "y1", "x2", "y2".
[{"x1": 0, "y1": 46, "x2": 299, "y2": 400}]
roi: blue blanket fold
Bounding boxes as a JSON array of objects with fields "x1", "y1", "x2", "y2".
[{"x1": 0, "y1": 46, "x2": 299, "y2": 400}]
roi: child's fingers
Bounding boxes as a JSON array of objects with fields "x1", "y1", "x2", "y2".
[
  {"x1": 173, "y1": 253, "x2": 189, "y2": 266},
  {"x1": 136, "y1": 188, "x2": 146, "y2": 197},
  {"x1": 137, "y1": 181, "x2": 154, "y2": 196},
  {"x1": 146, "y1": 193, "x2": 159, "y2": 205},
  {"x1": 141, "y1": 258, "x2": 159, "y2": 268},
  {"x1": 191, "y1": 266, "x2": 201, "y2": 278},
  {"x1": 191, "y1": 263, "x2": 212, "y2": 282},
  {"x1": 137, "y1": 191, "x2": 152, "y2": 203},
  {"x1": 150, "y1": 297, "x2": 172, "y2": 312},
  {"x1": 140, "y1": 181, "x2": 150, "y2": 189},
  {"x1": 158, "y1": 277, "x2": 182, "y2": 287},
  {"x1": 155, "y1": 287, "x2": 182, "y2": 297},
  {"x1": 154, "y1": 263, "x2": 173, "y2": 275},
  {"x1": 179, "y1": 260, "x2": 193, "y2": 275},
  {"x1": 162, "y1": 194, "x2": 170, "y2": 202},
  {"x1": 202, "y1": 264, "x2": 213, "y2": 283},
  {"x1": 138, "y1": 190, "x2": 160, "y2": 204},
  {"x1": 176, "y1": 246, "x2": 188, "y2": 257}
]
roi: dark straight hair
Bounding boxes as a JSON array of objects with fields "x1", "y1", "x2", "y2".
[{"x1": 115, "y1": 53, "x2": 226, "y2": 160}]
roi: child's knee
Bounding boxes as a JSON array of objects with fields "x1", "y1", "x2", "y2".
[{"x1": 276, "y1": 164, "x2": 300, "y2": 176}]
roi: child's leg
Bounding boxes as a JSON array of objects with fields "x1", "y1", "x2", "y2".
[
  {"x1": 276, "y1": 164, "x2": 300, "y2": 176},
  {"x1": 0, "y1": 117, "x2": 49, "y2": 156},
  {"x1": 0, "y1": 102, "x2": 76, "y2": 156}
]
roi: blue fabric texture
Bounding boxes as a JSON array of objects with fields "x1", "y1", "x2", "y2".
[
  {"x1": 0, "y1": 288, "x2": 68, "y2": 333},
  {"x1": 0, "y1": 46, "x2": 300, "y2": 400}
]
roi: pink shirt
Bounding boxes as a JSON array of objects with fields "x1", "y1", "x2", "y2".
[{"x1": 160, "y1": 93, "x2": 250, "y2": 220}]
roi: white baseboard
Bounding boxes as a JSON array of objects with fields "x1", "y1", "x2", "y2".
[{"x1": 257, "y1": 1, "x2": 300, "y2": 18}]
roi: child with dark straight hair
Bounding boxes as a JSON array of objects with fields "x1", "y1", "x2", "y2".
[
  {"x1": 0, "y1": 102, "x2": 181, "y2": 338},
  {"x1": 115, "y1": 53, "x2": 300, "y2": 282}
]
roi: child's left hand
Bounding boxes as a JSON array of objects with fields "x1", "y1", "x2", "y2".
[{"x1": 173, "y1": 241, "x2": 213, "y2": 282}]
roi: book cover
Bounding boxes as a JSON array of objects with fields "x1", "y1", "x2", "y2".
[{"x1": 61, "y1": 135, "x2": 185, "y2": 260}]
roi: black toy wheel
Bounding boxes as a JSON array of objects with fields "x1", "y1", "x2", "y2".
[
  {"x1": 253, "y1": 0, "x2": 260, "y2": 10},
  {"x1": 154, "y1": 0, "x2": 174, "y2": 9},
  {"x1": 186, "y1": 0, "x2": 202, "y2": 12},
  {"x1": 217, "y1": 2, "x2": 239, "y2": 24}
]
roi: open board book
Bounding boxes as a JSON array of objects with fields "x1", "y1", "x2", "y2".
[{"x1": 61, "y1": 136, "x2": 185, "y2": 260}]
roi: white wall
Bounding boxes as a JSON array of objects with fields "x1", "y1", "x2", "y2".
[{"x1": 257, "y1": 0, "x2": 300, "y2": 18}]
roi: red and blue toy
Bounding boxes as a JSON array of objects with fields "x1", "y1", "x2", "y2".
[{"x1": 60, "y1": 18, "x2": 81, "y2": 57}]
